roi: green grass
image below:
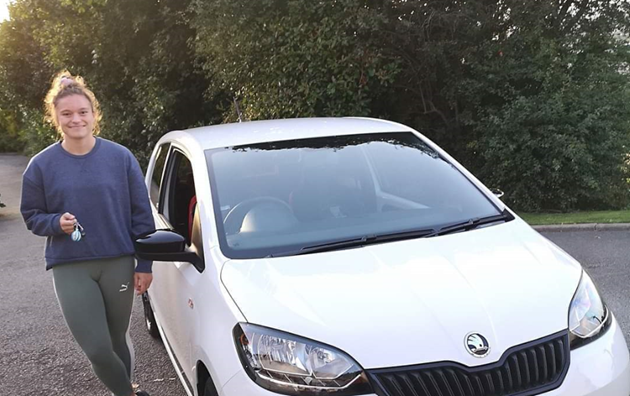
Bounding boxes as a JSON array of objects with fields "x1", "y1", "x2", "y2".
[{"x1": 519, "y1": 210, "x2": 630, "y2": 225}]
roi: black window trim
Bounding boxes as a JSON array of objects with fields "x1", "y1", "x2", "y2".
[
  {"x1": 150, "y1": 142, "x2": 172, "y2": 212},
  {"x1": 160, "y1": 147, "x2": 191, "y2": 226}
]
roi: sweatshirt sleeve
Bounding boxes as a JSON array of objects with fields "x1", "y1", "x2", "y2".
[
  {"x1": 128, "y1": 154, "x2": 156, "y2": 273},
  {"x1": 20, "y1": 173, "x2": 64, "y2": 237}
]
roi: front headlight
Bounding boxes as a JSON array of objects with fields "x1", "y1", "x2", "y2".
[
  {"x1": 568, "y1": 271, "x2": 611, "y2": 349},
  {"x1": 233, "y1": 323, "x2": 372, "y2": 396}
]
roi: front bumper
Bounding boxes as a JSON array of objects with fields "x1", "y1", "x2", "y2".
[
  {"x1": 219, "y1": 317, "x2": 630, "y2": 396},
  {"x1": 542, "y1": 315, "x2": 630, "y2": 396}
]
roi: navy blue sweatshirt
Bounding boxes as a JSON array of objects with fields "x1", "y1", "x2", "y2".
[{"x1": 20, "y1": 138, "x2": 155, "y2": 272}]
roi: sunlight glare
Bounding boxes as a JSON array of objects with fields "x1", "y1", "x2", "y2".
[{"x1": 0, "y1": 0, "x2": 12, "y2": 21}]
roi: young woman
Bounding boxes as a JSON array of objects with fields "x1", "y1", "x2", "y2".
[{"x1": 20, "y1": 71, "x2": 155, "y2": 396}]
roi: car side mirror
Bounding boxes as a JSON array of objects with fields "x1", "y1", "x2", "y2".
[
  {"x1": 490, "y1": 188, "x2": 504, "y2": 199},
  {"x1": 135, "y1": 229, "x2": 205, "y2": 272}
]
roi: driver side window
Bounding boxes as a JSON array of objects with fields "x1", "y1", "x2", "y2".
[{"x1": 163, "y1": 150, "x2": 196, "y2": 245}]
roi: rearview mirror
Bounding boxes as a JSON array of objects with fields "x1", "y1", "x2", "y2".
[{"x1": 135, "y1": 229, "x2": 204, "y2": 272}]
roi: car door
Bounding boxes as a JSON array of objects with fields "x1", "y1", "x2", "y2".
[{"x1": 148, "y1": 145, "x2": 204, "y2": 387}]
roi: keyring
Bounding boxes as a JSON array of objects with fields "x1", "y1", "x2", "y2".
[{"x1": 71, "y1": 221, "x2": 86, "y2": 242}]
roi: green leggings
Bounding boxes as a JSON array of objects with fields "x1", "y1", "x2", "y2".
[{"x1": 53, "y1": 256, "x2": 136, "y2": 396}]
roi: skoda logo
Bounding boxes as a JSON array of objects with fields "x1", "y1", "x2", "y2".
[{"x1": 465, "y1": 332, "x2": 490, "y2": 358}]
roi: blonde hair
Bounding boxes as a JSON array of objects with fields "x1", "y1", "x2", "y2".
[{"x1": 44, "y1": 70, "x2": 102, "y2": 136}]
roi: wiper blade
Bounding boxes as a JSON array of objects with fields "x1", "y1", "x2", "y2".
[
  {"x1": 268, "y1": 210, "x2": 513, "y2": 258},
  {"x1": 369, "y1": 228, "x2": 435, "y2": 243},
  {"x1": 269, "y1": 228, "x2": 435, "y2": 258},
  {"x1": 429, "y1": 210, "x2": 514, "y2": 237},
  {"x1": 269, "y1": 236, "x2": 371, "y2": 258}
]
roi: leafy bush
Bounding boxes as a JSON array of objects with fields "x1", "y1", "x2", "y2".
[
  {"x1": 462, "y1": 4, "x2": 630, "y2": 211},
  {"x1": 0, "y1": 109, "x2": 25, "y2": 153},
  {"x1": 191, "y1": 0, "x2": 400, "y2": 121},
  {"x1": 19, "y1": 109, "x2": 58, "y2": 157},
  {"x1": 1, "y1": 0, "x2": 629, "y2": 211}
]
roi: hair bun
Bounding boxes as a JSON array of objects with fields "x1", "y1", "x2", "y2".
[{"x1": 59, "y1": 76, "x2": 74, "y2": 88}]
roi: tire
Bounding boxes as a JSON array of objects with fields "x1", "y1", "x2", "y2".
[
  {"x1": 203, "y1": 377, "x2": 219, "y2": 396},
  {"x1": 142, "y1": 292, "x2": 161, "y2": 339}
]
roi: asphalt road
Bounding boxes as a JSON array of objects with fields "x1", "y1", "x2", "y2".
[{"x1": 1, "y1": 153, "x2": 629, "y2": 395}]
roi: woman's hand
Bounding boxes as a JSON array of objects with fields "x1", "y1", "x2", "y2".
[
  {"x1": 59, "y1": 212, "x2": 76, "y2": 235},
  {"x1": 134, "y1": 272, "x2": 153, "y2": 295}
]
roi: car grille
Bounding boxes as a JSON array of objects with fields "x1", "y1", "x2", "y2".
[{"x1": 368, "y1": 331, "x2": 570, "y2": 396}]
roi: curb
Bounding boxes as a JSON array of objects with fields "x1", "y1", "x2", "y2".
[{"x1": 532, "y1": 223, "x2": 630, "y2": 232}]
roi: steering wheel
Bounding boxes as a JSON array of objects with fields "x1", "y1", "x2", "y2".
[{"x1": 223, "y1": 196, "x2": 294, "y2": 235}]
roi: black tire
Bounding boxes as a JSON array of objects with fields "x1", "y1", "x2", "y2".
[
  {"x1": 142, "y1": 292, "x2": 161, "y2": 339},
  {"x1": 203, "y1": 375, "x2": 219, "y2": 396}
]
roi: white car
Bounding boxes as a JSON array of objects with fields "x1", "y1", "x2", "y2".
[{"x1": 136, "y1": 117, "x2": 630, "y2": 396}]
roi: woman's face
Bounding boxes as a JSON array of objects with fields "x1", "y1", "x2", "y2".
[{"x1": 55, "y1": 94, "x2": 95, "y2": 141}]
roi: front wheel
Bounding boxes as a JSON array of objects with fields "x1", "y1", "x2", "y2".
[
  {"x1": 203, "y1": 376, "x2": 219, "y2": 396},
  {"x1": 142, "y1": 292, "x2": 161, "y2": 339}
]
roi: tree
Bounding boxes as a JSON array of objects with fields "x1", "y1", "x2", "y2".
[
  {"x1": 0, "y1": 0, "x2": 223, "y2": 165},
  {"x1": 191, "y1": 0, "x2": 400, "y2": 121},
  {"x1": 463, "y1": 0, "x2": 630, "y2": 211},
  {"x1": 1, "y1": 0, "x2": 629, "y2": 211},
  {"x1": 0, "y1": 0, "x2": 56, "y2": 153},
  {"x1": 354, "y1": 0, "x2": 630, "y2": 211}
]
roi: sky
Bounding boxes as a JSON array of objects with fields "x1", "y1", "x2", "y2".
[{"x1": 0, "y1": 0, "x2": 11, "y2": 21}]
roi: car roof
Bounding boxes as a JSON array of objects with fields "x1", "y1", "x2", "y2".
[{"x1": 165, "y1": 117, "x2": 415, "y2": 150}]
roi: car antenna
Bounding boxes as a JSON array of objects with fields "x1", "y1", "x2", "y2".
[{"x1": 233, "y1": 97, "x2": 243, "y2": 123}]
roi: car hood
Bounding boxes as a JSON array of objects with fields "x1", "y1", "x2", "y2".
[{"x1": 221, "y1": 219, "x2": 582, "y2": 369}]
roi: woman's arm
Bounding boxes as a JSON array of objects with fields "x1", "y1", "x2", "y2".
[
  {"x1": 20, "y1": 176, "x2": 67, "y2": 237},
  {"x1": 127, "y1": 154, "x2": 156, "y2": 274}
]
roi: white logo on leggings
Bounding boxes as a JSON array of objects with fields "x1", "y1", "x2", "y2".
[{"x1": 119, "y1": 283, "x2": 129, "y2": 292}]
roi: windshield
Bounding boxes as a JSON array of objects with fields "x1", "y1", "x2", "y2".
[{"x1": 206, "y1": 132, "x2": 503, "y2": 259}]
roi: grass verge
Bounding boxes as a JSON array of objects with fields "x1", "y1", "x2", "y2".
[{"x1": 519, "y1": 210, "x2": 630, "y2": 226}]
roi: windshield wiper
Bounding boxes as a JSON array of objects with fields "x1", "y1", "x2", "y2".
[
  {"x1": 269, "y1": 228, "x2": 435, "y2": 258},
  {"x1": 268, "y1": 210, "x2": 513, "y2": 258},
  {"x1": 427, "y1": 209, "x2": 514, "y2": 237}
]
